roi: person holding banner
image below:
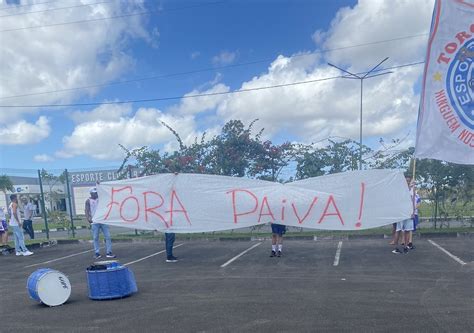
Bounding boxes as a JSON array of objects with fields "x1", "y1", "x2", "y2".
[
  {"x1": 408, "y1": 180, "x2": 421, "y2": 249},
  {"x1": 270, "y1": 223, "x2": 286, "y2": 257},
  {"x1": 165, "y1": 232, "x2": 178, "y2": 263},
  {"x1": 392, "y1": 177, "x2": 416, "y2": 254},
  {"x1": 85, "y1": 187, "x2": 116, "y2": 259}
]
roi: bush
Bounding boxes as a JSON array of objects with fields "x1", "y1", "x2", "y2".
[{"x1": 47, "y1": 211, "x2": 70, "y2": 230}]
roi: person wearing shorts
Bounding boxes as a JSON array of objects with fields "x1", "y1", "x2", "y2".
[
  {"x1": 270, "y1": 223, "x2": 286, "y2": 257},
  {"x1": 392, "y1": 218, "x2": 414, "y2": 254}
]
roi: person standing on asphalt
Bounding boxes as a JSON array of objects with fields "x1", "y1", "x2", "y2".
[
  {"x1": 270, "y1": 223, "x2": 286, "y2": 257},
  {"x1": 8, "y1": 194, "x2": 33, "y2": 256},
  {"x1": 165, "y1": 232, "x2": 178, "y2": 263},
  {"x1": 22, "y1": 197, "x2": 35, "y2": 239},
  {"x1": 0, "y1": 206, "x2": 9, "y2": 249},
  {"x1": 85, "y1": 187, "x2": 116, "y2": 259},
  {"x1": 392, "y1": 176, "x2": 416, "y2": 254}
]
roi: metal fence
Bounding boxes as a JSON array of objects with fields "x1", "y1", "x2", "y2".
[{"x1": 0, "y1": 166, "x2": 129, "y2": 240}]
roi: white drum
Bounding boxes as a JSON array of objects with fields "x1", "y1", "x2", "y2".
[{"x1": 27, "y1": 268, "x2": 71, "y2": 306}]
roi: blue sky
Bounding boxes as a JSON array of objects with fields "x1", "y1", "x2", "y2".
[{"x1": 0, "y1": 0, "x2": 435, "y2": 171}]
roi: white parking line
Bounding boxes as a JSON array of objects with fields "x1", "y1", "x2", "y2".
[
  {"x1": 220, "y1": 242, "x2": 262, "y2": 268},
  {"x1": 428, "y1": 239, "x2": 466, "y2": 266},
  {"x1": 333, "y1": 241, "x2": 343, "y2": 266},
  {"x1": 123, "y1": 243, "x2": 184, "y2": 266},
  {"x1": 24, "y1": 249, "x2": 96, "y2": 268}
]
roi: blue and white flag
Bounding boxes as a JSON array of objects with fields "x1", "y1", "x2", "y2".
[{"x1": 415, "y1": 0, "x2": 474, "y2": 164}]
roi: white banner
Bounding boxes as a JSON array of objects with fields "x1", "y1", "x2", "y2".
[
  {"x1": 93, "y1": 169, "x2": 412, "y2": 232},
  {"x1": 415, "y1": 0, "x2": 474, "y2": 164}
]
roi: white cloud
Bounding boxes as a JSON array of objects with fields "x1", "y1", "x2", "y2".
[
  {"x1": 0, "y1": 0, "x2": 152, "y2": 124},
  {"x1": 212, "y1": 50, "x2": 237, "y2": 66},
  {"x1": 59, "y1": 106, "x2": 200, "y2": 160},
  {"x1": 34, "y1": 154, "x2": 54, "y2": 162},
  {"x1": 169, "y1": 83, "x2": 230, "y2": 115},
  {"x1": 0, "y1": 116, "x2": 50, "y2": 144},
  {"x1": 200, "y1": 1, "x2": 434, "y2": 144},
  {"x1": 321, "y1": 0, "x2": 434, "y2": 69},
  {"x1": 311, "y1": 30, "x2": 326, "y2": 45},
  {"x1": 69, "y1": 103, "x2": 132, "y2": 124},
  {"x1": 190, "y1": 51, "x2": 201, "y2": 59}
]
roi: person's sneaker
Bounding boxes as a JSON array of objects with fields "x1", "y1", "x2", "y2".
[
  {"x1": 16, "y1": 251, "x2": 23, "y2": 256},
  {"x1": 166, "y1": 256, "x2": 178, "y2": 263},
  {"x1": 22, "y1": 250, "x2": 33, "y2": 256},
  {"x1": 270, "y1": 251, "x2": 276, "y2": 257},
  {"x1": 94, "y1": 253, "x2": 101, "y2": 259},
  {"x1": 106, "y1": 253, "x2": 116, "y2": 258},
  {"x1": 277, "y1": 251, "x2": 282, "y2": 257},
  {"x1": 392, "y1": 248, "x2": 402, "y2": 254},
  {"x1": 403, "y1": 247, "x2": 409, "y2": 254},
  {"x1": 407, "y1": 243, "x2": 415, "y2": 250}
]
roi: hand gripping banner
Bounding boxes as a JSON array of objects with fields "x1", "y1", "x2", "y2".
[{"x1": 93, "y1": 169, "x2": 412, "y2": 232}]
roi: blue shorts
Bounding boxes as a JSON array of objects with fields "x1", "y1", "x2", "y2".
[
  {"x1": 396, "y1": 219, "x2": 414, "y2": 232},
  {"x1": 271, "y1": 224, "x2": 286, "y2": 236}
]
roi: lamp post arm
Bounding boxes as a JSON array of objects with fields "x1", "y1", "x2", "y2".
[
  {"x1": 327, "y1": 63, "x2": 361, "y2": 79},
  {"x1": 362, "y1": 57, "x2": 389, "y2": 78}
]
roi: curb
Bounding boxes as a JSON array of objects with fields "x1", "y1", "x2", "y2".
[
  {"x1": 2, "y1": 232, "x2": 473, "y2": 255},
  {"x1": 34, "y1": 226, "x2": 88, "y2": 233}
]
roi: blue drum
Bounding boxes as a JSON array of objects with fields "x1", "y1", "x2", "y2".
[
  {"x1": 86, "y1": 261, "x2": 137, "y2": 300},
  {"x1": 27, "y1": 268, "x2": 71, "y2": 306}
]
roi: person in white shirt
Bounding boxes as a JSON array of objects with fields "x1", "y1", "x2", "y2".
[
  {"x1": 9, "y1": 194, "x2": 33, "y2": 256},
  {"x1": 85, "y1": 187, "x2": 115, "y2": 259},
  {"x1": 22, "y1": 197, "x2": 35, "y2": 239}
]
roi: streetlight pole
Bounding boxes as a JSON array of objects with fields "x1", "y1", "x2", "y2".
[{"x1": 328, "y1": 57, "x2": 391, "y2": 170}]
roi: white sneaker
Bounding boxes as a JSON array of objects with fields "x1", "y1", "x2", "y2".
[
  {"x1": 22, "y1": 250, "x2": 33, "y2": 256},
  {"x1": 16, "y1": 252, "x2": 23, "y2": 256}
]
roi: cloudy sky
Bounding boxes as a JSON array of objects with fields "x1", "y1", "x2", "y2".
[{"x1": 0, "y1": 0, "x2": 435, "y2": 171}]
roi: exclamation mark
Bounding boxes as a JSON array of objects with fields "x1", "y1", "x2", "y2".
[{"x1": 356, "y1": 182, "x2": 365, "y2": 228}]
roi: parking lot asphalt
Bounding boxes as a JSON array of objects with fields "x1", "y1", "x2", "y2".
[{"x1": 2, "y1": 238, "x2": 473, "y2": 332}]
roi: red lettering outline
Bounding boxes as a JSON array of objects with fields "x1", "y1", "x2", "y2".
[
  {"x1": 258, "y1": 196, "x2": 275, "y2": 223},
  {"x1": 356, "y1": 182, "x2": 365, "y2": 228},
  {"x1": 143, "y1": 191, "x2": 169, "y2": 228},
  {"x1": 120, "y1": 196, "x2": 140, "y2": 223},
  {"x1": 291, "y1": 197, "x2": 318, "y2": 224},
  {"x1": 166, "y1": 190, "x2": 191, "y2": 226},
  {"x1": 226, "y1": 189, "x2": 258, "y2": 224},
  {"x1": 317, "y1": 195, "x2": 344, "y2": 225},
  {"x1": 104, "y1": 186, "x2": 133, "y2": 220}
]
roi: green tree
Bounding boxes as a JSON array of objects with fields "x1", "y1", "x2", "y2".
[
  {"x1": 40, "y1": 169, "x2": 66, "y2": 212},
  {"x1": 208, "y1": 119, "x2": 263, "y2": 177},
  {"x1": 296, "y1": 139, "x2": 369, "y2": 179},
  {"x1": 248, "y1": 140, "x2": 296, "y2": 181},
  {"x1": 0, "y1": 175, "x2": 14, "y2": 194},
  {"x1": 414, "y1": 159, "x2": 473, "y2": 227},
  {"x1": 295, "y1": 145, "x2": 327, "y2": 179}
]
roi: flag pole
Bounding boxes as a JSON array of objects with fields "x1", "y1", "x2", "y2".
[{"x1": 410, "y1": 157, "x2": 417, "y2": 244}]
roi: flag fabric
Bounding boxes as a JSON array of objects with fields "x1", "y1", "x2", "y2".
[
  {"x1": 93, "y1": 170, "x2": 412, "y2": 232},
  {"x1": 415, "y1": 0, "x2": 474, "y2": 164}
]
